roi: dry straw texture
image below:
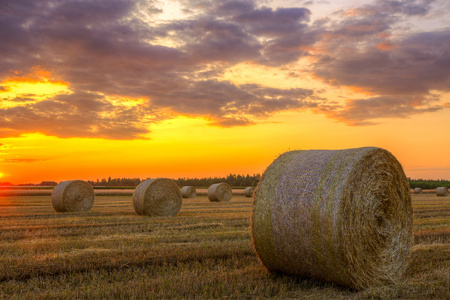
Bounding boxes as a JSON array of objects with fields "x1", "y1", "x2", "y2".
[
  {"x1": 244, "y1": 187, "x2": 255, "y2": 197},
  {"x1": 208, "y1": 183, "x2": 232, "y2": 202},
  {"x1": 436, "y1": 187, "x2": 449, "y2": 196},
  {"x1": 414, "y1": 187, "x2": 423, "y2": 194},
  {"x1": 251, "y1": 147, "x2": 413, "y2": 290},
  {"x1": 51, "y1": 180, "x2": 95, "y2": 212},
  {"x1": 133, "y1": 178, "x2": 182, "y2": 216},
  {"x1": 181, "y1": 186, "x2": 197, "y2": 198}
]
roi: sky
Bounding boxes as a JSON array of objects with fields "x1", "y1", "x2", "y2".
[{"x1": 0, "y1": 0, "x2": 449, "y2": 184}]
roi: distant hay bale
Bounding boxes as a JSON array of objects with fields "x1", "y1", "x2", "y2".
[
  {"x1": 436, "y1": 187, "x2": 448, "y2": 196},
  {"x1": 251, "y1": 147, "x2": 413, "y2": 290},
  {"x1": 133, "y1": 178, "x2": 182, "y2": 216},
  {"x1": 208, "y1": 183, "x2": 232, "y2": 202},
  {"x1": 244, "y1": 186, "x2": 255, "y2": 197},
  {"x1": 181, "y1": 186, "x2": 197, "y2": 198},
  {"x1": 414, "y1": 187, "x2": 422, "y2": 194},
  {"x1": 51, "y1": 180, "x2": 95, "y2": 212}
]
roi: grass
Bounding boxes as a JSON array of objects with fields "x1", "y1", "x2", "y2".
[{"x1": 0, "y1": 193, "x2": 448, "y2": 299}]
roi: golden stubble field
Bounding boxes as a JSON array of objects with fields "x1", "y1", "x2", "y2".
[{"x1": 0, "y1": 193, "x2": 449, "y2": 299}]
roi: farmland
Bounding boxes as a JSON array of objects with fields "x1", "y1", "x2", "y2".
[{"x1": 0, "y1": 192, "x2": 449, "y2": 299}]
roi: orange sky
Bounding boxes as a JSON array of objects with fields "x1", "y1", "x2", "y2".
[
  {"x1": 1, "y1": 72, "x2": 448, "y2": 183},
  {"x1": 1, "y1": 0, "x2": 449, "y2": 184}
]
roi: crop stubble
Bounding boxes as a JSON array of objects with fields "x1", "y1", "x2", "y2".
[{"x1": 0, "y1": 193, "x2": 448, "y2": 299}]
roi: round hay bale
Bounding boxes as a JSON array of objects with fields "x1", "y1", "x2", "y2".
[
  {"x1": 181, "y1": 186, "x2": 197, "y2": 198},
  {"x1": 413, "y1": 187, "x2": 422, "y2": 194},
  {"x1": 251, "y1": 147, "x2": 413, "y2": 290},
  {"x1": 133, "y1": 178, "x2": 182, "y2": 216},
  {"x1": 244, "y1": 186, "x2": 255, "y2": 197},
  {"x1": 436, "y1": 187, "x2": 448, "y2": 196},
  {"x1": 51, "y1": 180, "x2": 95, "y2": 212},
  {"x1": 208, "y1": 183, "x2": 232, "y2": 202}
]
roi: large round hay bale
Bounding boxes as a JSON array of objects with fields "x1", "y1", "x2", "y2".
[
  {"x1": 413, "y1": 187, "x2": 422, "y2": 194},
  {"x1": 133, "y1": 178, "x2": 182, "y2": 216},
  {"x1": 244, "y1": 186, "x2": 255, "y2": 197},
  {"x1": 436, "y1": 187, "x2": 448, "y2": 196},
  {"x1": 208, "y1": 183, "x2": 232, "y2": 202},
  {"x1": 51, "y1": 180, "x2": 95, "y2": 212},
  {"x1": 181, "y1": 186, "x2": 197, "y2": 198},
  {"x1": 251, "y1": 147, "x2": 413, "y2": 290}
]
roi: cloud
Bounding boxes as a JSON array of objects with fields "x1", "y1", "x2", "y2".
[
  {"x1": 0, "y1": 0, "x2": 448, "y2": 138},
  {"x1": 299, "y1": 1, "x2": 329, "y2": 5},
  {"x1": 0, "y1": 0, "x2": 322, "y2": 138},
  {"x1": 314, "y1": 29, "x2": 450, "y2": 96},
  {"x1": 0, "y1": 91, "x2": 162, "y2": 139},
  {"x1": 164, "y1": 18, "x2": 262, "y2": 65},
  {"x1": 231, "y1": 5, "x2": 315, "y2": 65},
  {"x1": 161, "y1": 3, "x2": 314, "y2": 66},
  {"x1": 310, "y1": 0, "x2": 449, "y2": 124},
  {"x1": 318, "y1": 95, "x2": 442, "y2": 125},
  {"x1": 211, "y1": 117, "x2": 256, "y2": 127},
  {"x1": 151, "y1": 80, "x2": 316, "y2": 125},
  {"x1": 10, "y1": 96, "x2": 36, "y2": 102}
]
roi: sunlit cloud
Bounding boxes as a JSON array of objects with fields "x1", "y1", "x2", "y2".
[{"x1": 0, "y1": 68, "x2": 70, "y2": 109}]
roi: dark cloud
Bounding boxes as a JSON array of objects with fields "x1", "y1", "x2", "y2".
[
  {"x1": 311, "y1": 0, "x2": 448, "y2": 124},
  {"x1": 314, "y1": 30, "x2": 450, "y2": 96},
  {"x1": 162, "y1": 3, "x2": 314, "y2": 66},
  {"x1": 231, "y1": 6, "x2": 315, "y2": 65},
  {"x1": 380, "y1": 0, "x2": 433, "y2": 16},
  {"x1": 332, "y1": 0, "x2": 434, "y2": 18},
  {"x1": 318, "y1": 96, "x2": 443, "y2": 126},
  {"x1": 151, "y1": 80, "x2": 316, "y2": 125},
  {"x1": 317, "y1": 0, "x2": 436, "y2": 47},
  {"x1": 232, "y1": 7, "x2": 310, "y2": 36},
  {"x1": 165, "y1": 18, "x2": 262, "y2": 65},
  {"x1": 298, "y1": 1, "x2": 325, "y2": 5},
  {"x1": 10, "y1": 96, "x2": 35, "y2": 102}
]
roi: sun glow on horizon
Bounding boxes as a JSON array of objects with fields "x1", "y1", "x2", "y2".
[{"x1": 1, "y1": 105, "x2": 449, "y2": 184}]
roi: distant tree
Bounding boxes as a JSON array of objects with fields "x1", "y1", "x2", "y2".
[
  {"x1": 408, "y1": 178, "x2": 450, "y2": 189},
  {"x1": 38, "y1": 181, "x2": 58, "y2": 186}
]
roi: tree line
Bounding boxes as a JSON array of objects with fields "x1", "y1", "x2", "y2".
[
  {"x1": 408, "y1": 178, "x2": 450, "y2": 189},
  {"x1": 3, "y1": 176, "x2": 449, "y2": 189},
  {"x1": 86, "y1": 174, "x2": 261, "y2": 188},
  {"x1": 85, "y1": 176, "x2": 450, "y2": 189}
]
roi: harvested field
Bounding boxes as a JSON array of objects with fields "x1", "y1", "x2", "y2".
[
  {"x1": 0, "y1": 188, "x2": 246, "y2": 197},
  {"x1": 0, "y1": 192, "x2": 448, "y2": 298}
]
